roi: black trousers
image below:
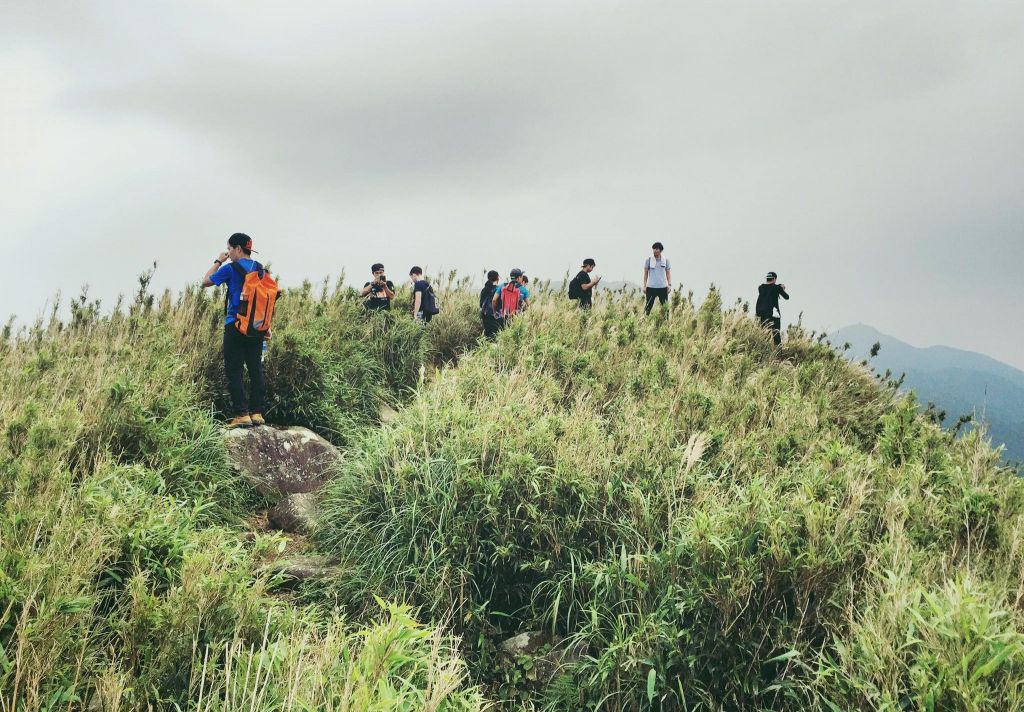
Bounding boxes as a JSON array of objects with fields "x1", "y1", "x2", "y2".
[
  {"x1": 224, "y1": 325, "x2": 266, "y2": 416},
  {"x1": 644, "y1": 287, "x2": 669, "y2": 314},
  {"x1": 758, "y1": 314, "x2": 782, "y2": 346},
  {"x1": 482, "y1": 315, "x2": 501, "y2": 341}
]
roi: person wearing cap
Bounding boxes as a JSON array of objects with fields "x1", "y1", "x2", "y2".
[
  {"x1": 492, "y1": 268, "x2": 529, "y2": 326},
  {"x1": 755, "y1": 271, "x2": 790, "y2": 346},
  {"x1": 642, "y1": 242, "x2": 672, "y2": 314},
  {"x1": 569, "y1": 259, "x2": 601, "y2": 309},
  {"x1": 361, "y1": 263, "x2": 395, "y2": 311},
  {"x1": 201, "y1": 232, "x2": 269, "y2": 429}
]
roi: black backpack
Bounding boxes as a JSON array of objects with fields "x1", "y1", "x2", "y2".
[
  {"x1": 421, "y1": 283, "x2": 440, "y2": 315},
  {"x1": 568, "y1": 273, "x2": 583, "y2": 300}
]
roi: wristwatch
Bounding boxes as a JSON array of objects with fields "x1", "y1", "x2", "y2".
[{"x1": 214, "y1": 259, "x2": 223, "y2": 265}]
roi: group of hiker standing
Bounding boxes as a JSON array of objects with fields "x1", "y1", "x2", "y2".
[
  {"x1": 563, "y1": 242, "x2": 790, "y2": 346},
  {"x1": 200, "y1": 233, "x2": 790, "y2": 428}
]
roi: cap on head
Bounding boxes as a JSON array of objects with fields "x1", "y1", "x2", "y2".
[
  {"x1": 766, "y1": 271, "x2": 778, "y2": 281},
  {"x1": 409, "y1": 266, "x2": 423, "y2": 276},
  {"x1": 228, "y1": 232, "x2": 254, "y2": 254},
  {"x1": 582, "y1": 258, "x2": 596, "y2": 267},
  {"x1": 371, "y1": 263, "x2": 384, "y2": 273},
  {"x1": 510, "y1": 268, "x2": 523, "y2": 278},
  {"x1": 652, "y1": 242, "x2": 664, "y2": 251}
]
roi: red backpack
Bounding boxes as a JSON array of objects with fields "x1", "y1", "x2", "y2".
[{"x1": 497, "y1": 281, "x2": 522, "y2": 318}]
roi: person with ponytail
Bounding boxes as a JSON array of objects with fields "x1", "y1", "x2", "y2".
[{"x1": 479, "y1": 270, "x2": 501, "y2": 340}]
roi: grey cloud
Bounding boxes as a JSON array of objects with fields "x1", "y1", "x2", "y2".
[{"x1": 2, "y1": 0, "x2": 1024, "y2": 368}]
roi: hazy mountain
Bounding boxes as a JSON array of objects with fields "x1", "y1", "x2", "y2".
[{"x1": 832, "y1": 324, "x2": 1024, "y2": 463}]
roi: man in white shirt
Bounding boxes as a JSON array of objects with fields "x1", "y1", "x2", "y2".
[{"x1": 642, "y1": 242, "x2": 672, "y2": 314}]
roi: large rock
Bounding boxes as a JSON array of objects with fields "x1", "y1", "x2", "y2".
[
  {"x1": 267, "y1": 492, "x2": 319, "y2": 533},
  {"x1": 224, "y1": 426, "x2": 339, "y2": 498}
]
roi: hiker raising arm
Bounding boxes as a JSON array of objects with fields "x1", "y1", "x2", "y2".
[
  {"x1": 201, "y1": 250, "x2": 231, "y2": 287},
  {"x1": 200, "y1": 233, "x2": 273, "y2": 429},
  {"x1": 755, "y1": 271, "x2": 790, "y2": 346},
  {"x1": 361, "y1": 263, "x2": 396, "y2": 311}
]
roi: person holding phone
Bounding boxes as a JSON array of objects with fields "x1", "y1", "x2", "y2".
[{"x1": 361, "y1": 263, "x2": 396, "y2": 311}]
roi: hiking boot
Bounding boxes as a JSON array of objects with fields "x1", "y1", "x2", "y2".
[
  {"x1": 226, "y1": 415, "x2": 253, "y2": 429},
  {"x1": 250, "y1": 413, "x2": 266, "y2": 426}
]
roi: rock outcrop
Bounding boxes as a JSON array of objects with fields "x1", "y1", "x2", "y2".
[
  {"x1": 223, "y1": 425, "x2": 339, "y2": 498},
  {"x1": 267, "y1": 492, "x2": 319, "y2": 534},
  {"x1": 224, "y1": 425, "x2": 342, "y2": 580}
]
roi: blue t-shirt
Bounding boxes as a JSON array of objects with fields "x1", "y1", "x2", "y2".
[{"x1": 209, "y1": 258, "x2": 257, "y2": 324}]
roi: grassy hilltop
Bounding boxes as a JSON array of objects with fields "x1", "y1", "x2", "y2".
[{"x1": 2, "y1": 275, "x2": 1023, "y2": 710}]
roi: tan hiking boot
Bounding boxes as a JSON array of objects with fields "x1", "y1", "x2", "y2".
[
  {"x1": 249, "y1": 413, "x2": 266, "y2": 426},
  {"x1": 226, "y1": 415, "x2": 253, "y2": 429}
]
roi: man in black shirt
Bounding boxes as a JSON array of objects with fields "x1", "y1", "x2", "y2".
[
  {"x1": 361, "y1": 263, "x2": 396, "y2": 311},
  {"x1": 569, "y1": 258, "x2": 601, "y2": 309},
  {"x1": 755, "y1": 271, "x2": 789, "y2": 346}
]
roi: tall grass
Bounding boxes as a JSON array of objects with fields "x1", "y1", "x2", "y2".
[
  {"x1": 317, "y1": 292, "x2": 1024, "y2": 709},
  {"x1": 0, "y1": 274, "x2": 484, "y2": 710}
]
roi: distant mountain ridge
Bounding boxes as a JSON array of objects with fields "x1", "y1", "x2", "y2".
[{"x1": 832, "y1": 324, "x2": 1024, "y2": 463}]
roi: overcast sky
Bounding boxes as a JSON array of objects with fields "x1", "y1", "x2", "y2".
[{"x1": 3, "y1": 1, "x2": 1022, "y2": 367}]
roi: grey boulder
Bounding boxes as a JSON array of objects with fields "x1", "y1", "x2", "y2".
[
  {"x1": 268, "y1": 492, "x2": 319, "y2": 533},
  {"x1": 224, "y1": 425, "x2": 339, "y2": 498}
]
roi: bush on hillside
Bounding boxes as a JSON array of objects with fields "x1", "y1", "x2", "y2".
[
  {"x1": 0, "y1": 280, "x2": 485, "y2": 711},
  {"x1": 317, "y1": 293, "x2": 1024, "y2": 710}
]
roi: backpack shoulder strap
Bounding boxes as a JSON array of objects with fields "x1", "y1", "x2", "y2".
[{"x1": 230, "y1": 261, "x2": 248, "y2": 278}]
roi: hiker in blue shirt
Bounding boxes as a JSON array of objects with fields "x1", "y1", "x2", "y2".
[{"x1": 201, "y1": 233, "x2": 268, "y2": 429}]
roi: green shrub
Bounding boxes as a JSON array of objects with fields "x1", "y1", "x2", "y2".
[
  {"x1": 0, "y1": 278, "x2": 486, "y2": 711},
  {"x1": 317, "y1": 293, "x2": 1024, "y2": 710}
]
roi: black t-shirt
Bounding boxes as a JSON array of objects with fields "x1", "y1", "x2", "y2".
[
  {"x1": 571, "y1": 270, "x2": 592, "y2": 305},
  {"x1": 364, "y1": 280, "x2": 395, "y2": 310},
  {"x1": 413, "y1": 279, "x2": 439, "y2": 314},
  {"x1": 756, "y1": 283, "x2": 789, "y2": 317}
]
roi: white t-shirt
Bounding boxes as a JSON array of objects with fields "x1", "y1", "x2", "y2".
[{"x1": 645, "y1": 256, "x2": 671, "y2": 289}]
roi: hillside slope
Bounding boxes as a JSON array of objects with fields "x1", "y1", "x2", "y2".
[
  {"x1": 318, "y1": 291, "x2": 1024, "y2": 710},
  {"x1": 0, "y1": 278, "x2": 487, "y2": 711},
  {"x1": 834, "y1": 323, "x2": 1024, "y2": 462},
  {"x1": 4, "y1": 281, "x2": 1024, "y2": 710}
]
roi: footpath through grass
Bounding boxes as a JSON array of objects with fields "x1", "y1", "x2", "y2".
[{"x1": 0, "y1": 274, "x2": 484, "y2": 711}]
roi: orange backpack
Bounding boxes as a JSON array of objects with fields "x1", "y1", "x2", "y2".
[{"x1": 230, "y1": 261, "x2": 280, "y2": 337}]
